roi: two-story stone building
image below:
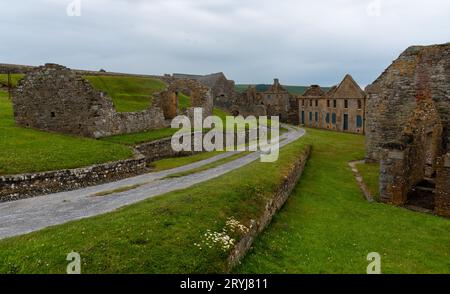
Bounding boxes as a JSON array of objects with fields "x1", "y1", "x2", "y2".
[{"x1": 297, "y1": 74, "x2": 366, "y2": 134}]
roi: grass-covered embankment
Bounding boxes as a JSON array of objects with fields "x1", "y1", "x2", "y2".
[
  {"x1": 0, "y1": 134, "x2": 310, "y2": 273},
  {"x1": 84, "y1": 75, "x2": 166, "y2": 112},
  {"x1": 235, "y1": 128, "x2": 450, "y2": 274}
]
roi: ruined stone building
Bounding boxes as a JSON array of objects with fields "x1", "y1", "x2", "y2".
[
  {"x1": 172, "y1": 72, "x2": 236, "y2": 109},
  {"x1": 12, "y1": 64, "x2": 213, "y2": 138},
  {"x1": 228, "y1": 78, "x2": 298, "y2": 124},
  {"x1": 297, "y1": 75, "x2": 366, "y2": 134},
  {"x1": 365, "y1": 43, "x2": 450, "y2": 217},
  {"x1": 260, "y1": 79, "x2": 298, "y2": 123}
]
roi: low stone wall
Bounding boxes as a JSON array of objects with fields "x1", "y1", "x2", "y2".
[
  {"x1": 0, "y1": 153, "x2": 147, "y2": 202},
  {"x1": 137, "y1": 130, "x2": 253, "y2": 163},
  {"x1": 226, "y1": 145, "x2": 311, "y2": 270},
  {"x1": 136, "y1": 134, "x2": 199, "y2": 163},
  {"x1": 0, "y1": 129, "x2": 260, "y2": 202}
]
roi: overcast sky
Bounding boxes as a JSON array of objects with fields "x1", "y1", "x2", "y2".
[{"x1": 1, "y1": 0, "x2": 449, "y2": 86}]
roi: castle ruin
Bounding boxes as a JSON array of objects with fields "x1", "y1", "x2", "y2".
[
  {"x1": 365, "y1": 43, "x2": 450, "y2": 217},
  {"x1": 12, "y1": 64, "x2": 213, "y2": 138}
]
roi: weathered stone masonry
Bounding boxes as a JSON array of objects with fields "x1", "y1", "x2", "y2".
[
  {"x1": 365, "y1": 43, "x2": 450, "y2": 217},
  {"x1": 226, "y1": 145, "x2": 311, "y2": 270},
  {"x1": 11, "y1": 64, "x2": 215, "y2": 138},
  {"x1": 13, "y1": 64, "x2": 168, "y2": 138},
  {"x1": 297, "y1": 74, "x2": 366, "y2": 134}
]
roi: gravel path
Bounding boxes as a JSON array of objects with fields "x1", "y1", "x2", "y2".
[{"x1": 0, "y1": 126, "x2": 305, "y2": 240}]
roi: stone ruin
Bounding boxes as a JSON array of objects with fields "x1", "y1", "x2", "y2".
[
  {"x1": 365, "y1": 43, "x2": 450, "y2": 217},
  {"x1": 172, "y1": 72, "x2": 235, "y2": 110},
  {"x1": 229, "y1": 79, "x2": 298, "y2": 124},
  {"x1": 12, "y1": 63, "x2": 213, "y2": 138}
]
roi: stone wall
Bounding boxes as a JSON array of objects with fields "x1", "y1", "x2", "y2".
[
  {"x1": 0, "y1": 153, "x2": 147, "y2": 202},
  {"x1": 13, "y1": 63, "x2": 168, "y2": 138},
  {"x1": 226, "y1": 145, "x2": 311, "y2": 270},
  {"x1": 135, "y1": 133, "x2": 200, "y2": 163},
  {"x1": 0, "y1": 129, "x2": 253, "y2": 201},
  {"x1": 229, "y1": 79, "x2": 300, "y2": 125},
  {"x1": 365, "y1": 43, "x2": 450, "y2": 217},
  {"x1": 0, "y1": 62, "x2": 164, "y2": 79},
  {"x1": 172, "y1": 72, "x2": 236, "y2": 109},
  {"x1": 167, "y1": 78, "x2": 214, "y2": 118}
]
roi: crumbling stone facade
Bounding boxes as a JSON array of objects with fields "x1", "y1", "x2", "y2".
[
  {"x1": 172, "y1": 72, "x2": 235, "y2": 109},
  {"x1": 165, "y1": 77, "x2": 214, "y2": 118},
  {"x1": 13, "y1": 64, "x2": 168, "y2": 138},
  {"x1": 297, "y1": 75, "x2": 366, "y2": 134},
  {"x1": 229, "y1": 79, "x2": 298, "y2": 123},
  {"x1": 12, "y1": 64, "x2": 214, "y2": 138},
  {"x1": 365, "y1": 43, "x2": 450, "y2": 217}
]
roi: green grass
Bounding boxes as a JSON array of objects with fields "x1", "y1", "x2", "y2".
[
  {"x1": 0, "y1": 136, "x2": 310, "y2": 274},
  {"x1": 92, "y1": 184, "x2": 143, "y2": 197},
  {"x1": 100, "y1": 107, "x2": 234, "y2": 146},
  {"x1": 84, "y1": 76, "x2": 166, "y2": 112},
  {"x1": 235, "y1": 128, "x2": 450, "y2": 274},
  {"x1": 164, "y1": 152, "x2": 250, "y2": 178},
  {"x1": 149, "y1": 151, "x2": 222, "y2": 172},
  {"x1": 0, "y1": 90, "x2": 133, "y2": 175},
  {"x1": 356, "y1": 162, "x2": 380, "y2": 200},
  {"x1": 213, "y1": 107, "x2": 231, "y2": 122},
  {"x1": 100, "y1": 128, "x2": 180, "y2": 145},
  {"x1": 0, "y1": 74, "x2": 25, "y2": 88},
  {"x1": 178, "y1": 92, "x2": 191, "y2": 111}
]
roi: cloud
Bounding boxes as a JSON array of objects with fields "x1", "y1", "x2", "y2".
[{"x1": 0, "y1": 0, "x2": 449, "y2": 86}]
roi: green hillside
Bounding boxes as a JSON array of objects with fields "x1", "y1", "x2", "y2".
[{"x1": 84, "y1": 75, "x2": 166, "y2": 112}]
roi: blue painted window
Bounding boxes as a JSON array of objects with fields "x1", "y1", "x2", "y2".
[
  {"x1": 326, "y1": 113, "x2": 330, "y2": 123},
  {"x1": 356, "y1": 115, "x2": 363, "y2": 128},
  {"x1": 301, "y1": 111, "x2": 305, "y2": 124},
  {"x1": 309, "y1": 112, "x2": 312, "y2": 122},
  {"x1": 315, "y1": 112, "x2": 318, "y2": 122},
  {"x1": 332, "y1": 113, "x2": 336, "y2": 124}
]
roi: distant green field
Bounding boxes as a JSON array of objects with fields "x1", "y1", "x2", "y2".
[
  {"x1": 0, "y1": 74, "x2": 25, "y2": 88},
  {"x1": 84, "y1": 76, "x2": 166, "y2": 112},
  {"x1": 235, "y1": 84, "x2": 330, "y2": 95}
]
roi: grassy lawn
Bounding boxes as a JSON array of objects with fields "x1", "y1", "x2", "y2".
[
  {"x1": 235, "y1": 128, "x2": 450, "y2": 274},
  {"x1": 84, "y1": 76, "x2": 166, "y2": 112},
  {"x1": 356, "y1": 162, "x2": 380, "y2": 200},
  {"x1": 0, "y1": 135, "x2": 310, "y2": 274},
  {"x1": 164, "y1": 152, "x2": 250, "y2": 178},
  {"x1": 149, "y1": 151, "x2": 222, "y2": 172},
  {"x1": 100, "y1": 127, "x2": 179, "y2": 145},
  {"x1": 0, "y1": 90, "x2": 133, "y2": 175},
  {"x1": 0, "y1": 74, "x2": 24, "y2": 87},
  {"x1": 178, "y1": 92, "x2": 191, "y2": 111}
]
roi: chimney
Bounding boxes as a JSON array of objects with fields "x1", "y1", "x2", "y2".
[{"x1": 274, "y1": 78, "x2": 280, "y2": 86}]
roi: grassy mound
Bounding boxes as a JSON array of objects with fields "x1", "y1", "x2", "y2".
[{"x1": 84, "y1": 75, "x2": 166, "y2": 112}]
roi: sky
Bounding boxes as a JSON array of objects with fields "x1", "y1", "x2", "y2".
[{"x1": 1, "y1": 0, "x2": 449, "y2": 87}]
